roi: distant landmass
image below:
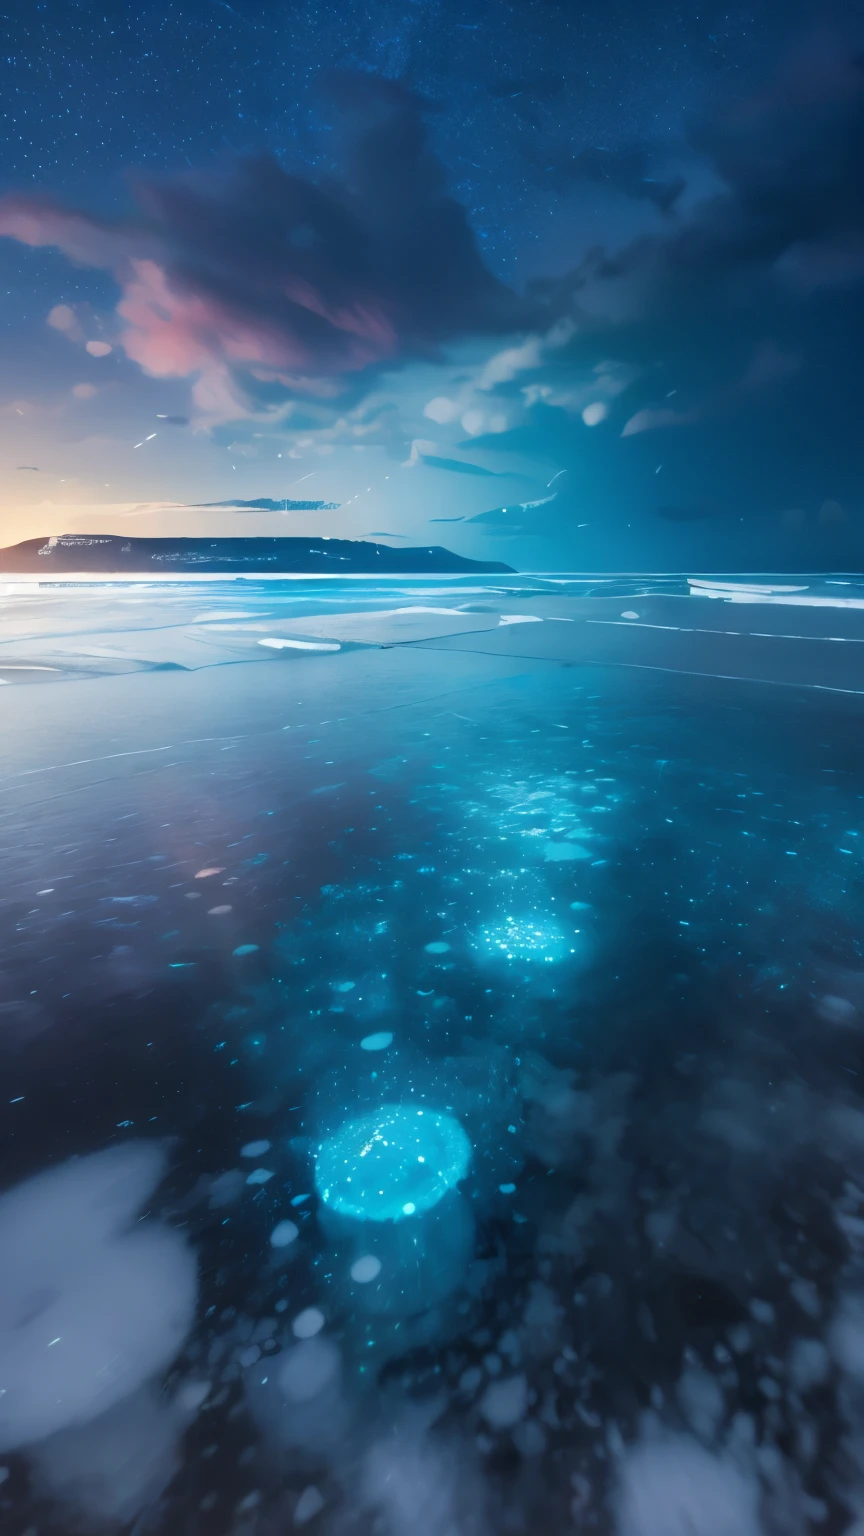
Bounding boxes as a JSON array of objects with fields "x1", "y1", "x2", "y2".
[
  {"x1": 194, "y1": 498, "x2": 340, "y2": 512},
  {"x1": 0, "y1": 534, "x2": 514, "y2": 575}
]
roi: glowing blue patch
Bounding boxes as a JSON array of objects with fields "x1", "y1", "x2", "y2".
[
  {"x1": 315, "y1": 1104, "x2": 471, "y2": 1222},
  {"x1": 476, "y1": 917, "x2": 577, "y2": 963}
]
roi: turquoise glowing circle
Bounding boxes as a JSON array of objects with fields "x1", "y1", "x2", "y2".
[{"x1": 315, "y1": 1105, "x2": 472, "y2": 1223}]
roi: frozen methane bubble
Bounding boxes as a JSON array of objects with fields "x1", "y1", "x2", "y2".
[
  {"x1": 351, "y1": 1255, "x2": 382, "y2": 1284},
  {"x1": 479, "y1": 1375, "x2": 528, "y2": 1428},
  {"x1": 294, "y1": 1486, "x2": 325, "y2": 1525},
  {"x1": 315, "y1": 1104, "x2": 471, "y2": 1222},
  {"x1": 271, "y1": 1220, "x2": 299, "y2": 1248},
  {"x1": 278, "y1": 1338, "x2": 341, "y2": 1403},
  {"x1": 292, "y1": 1307, "x2": 325, "y2": 1339}
]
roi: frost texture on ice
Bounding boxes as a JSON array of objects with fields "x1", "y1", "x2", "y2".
[
  {"x1": 0, "y1": 1142, "x2": 196, "y2": 1452},
  {"x1": 315, "y1": 1104, "x2": 471, "y2": 1222}
]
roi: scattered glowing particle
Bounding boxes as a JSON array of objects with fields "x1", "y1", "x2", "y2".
[
  {"x1": 475, "y1": 917, "x2": 573, "y2": 963},
  {"x1": 360, "y1": 1032, "x2": 393, "y2": 1052},
  {"x1": 424, "y1": 940, "x2": 450, "y2": 954},
  {"x1": 195, "y1": 868, "x2": 225, "y2": 879}
]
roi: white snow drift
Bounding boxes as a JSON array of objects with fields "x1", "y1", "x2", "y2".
[{"x1": 0, "y1": 1141, "x2": 197, "y2": 1452}]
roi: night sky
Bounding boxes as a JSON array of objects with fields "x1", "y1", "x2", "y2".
[{"x1": 0, "y1": 0, "x2": 861, "y2": 569}]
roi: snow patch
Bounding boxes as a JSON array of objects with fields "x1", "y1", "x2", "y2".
[{"x1": 0, "y1": 1142, "x2": 196, "y2": 1452}]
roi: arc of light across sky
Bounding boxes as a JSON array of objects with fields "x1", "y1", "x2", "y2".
[{"x1": 314, "y1": 1104, "x2": 472, "y2": 1222}]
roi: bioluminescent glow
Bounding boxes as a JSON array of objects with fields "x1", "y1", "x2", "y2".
[
  {"x1": 475, "y1": 916, "x2": 580, "y2": 963},
  {"x1": 315, "y1": 1104, "x2": 472, "y2": 1222}
]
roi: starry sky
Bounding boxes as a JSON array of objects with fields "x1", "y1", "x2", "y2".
[{"x1": 0, "y1": 0, "x2": 861, "y2": 569}]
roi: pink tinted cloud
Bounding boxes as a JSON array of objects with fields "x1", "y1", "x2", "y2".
[
  {"x1": 0, "y1": 199, "x2": 401, "y2": 424},
  {"x1": 0, "y1": 84, "x2": 517, "y2": 425}
]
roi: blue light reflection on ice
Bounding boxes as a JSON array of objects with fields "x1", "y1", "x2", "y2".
[{"x1": 314, "y1": 1104, "x2": 471, "y2": 1222}]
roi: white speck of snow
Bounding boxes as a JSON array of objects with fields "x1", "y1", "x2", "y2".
[
  {"x1": 294, "y1": 1485, "x2": 325, "y2": 1525},
  {"x1": 360, "y1": 1032, "x2": 393, "y2": 1051},
  {"x1": 85, "y1": 341, "x2": 112, "y2": 357},
  {"x1": 582, "y1": 401, "x2": 608, "y2": 426},
  {"x1": 207, "y1": 905, "x2": 232, "y2": 915},
  {"x1": 233, "y1": 944, "x2": 259, "y2": 956},
  {"x1": 246, "y1": 1168, "x2": 274, "y2": 1186},
  {"x1": 479, "y1": 1374, "x2": 528, "y2": 1429},
  {"x1": 498, "y1": 614, "x2": 542, "y2": 625},
  {"x1": 350, "y1": 1255, "x2": 382, "y2": 1284},
  {"x1": 270, "y1": 1220, "x2": 299, "y2": 1248},
  {"x1": 241, "y1": 1141, "x2": 271, "y2": 1158},
  {"x1": 621, "y1": 611, "x2": 640, "y2": 620},
  {"x1": 194, "y1": 867, "x2": 225, "y2": 879},
  {"x1": 292, "y1": 1308, "x2": 325, "y2": 1339}
]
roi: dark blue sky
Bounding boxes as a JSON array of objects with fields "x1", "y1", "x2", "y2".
[{"x1": 0, "y1": 0, "x2": 861, "y2": 569}]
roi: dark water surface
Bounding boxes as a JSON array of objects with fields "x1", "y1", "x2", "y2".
[{"x1": 3, "y1": 574, "x2": 864, "y2": 1536}]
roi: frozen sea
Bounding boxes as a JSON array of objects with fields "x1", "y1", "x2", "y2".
[{"x1": 3, "y1": 570, "x2": 864, "y2": 1535}]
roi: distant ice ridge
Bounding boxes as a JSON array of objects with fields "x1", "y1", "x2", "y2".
[{"x1": 0, "y1": 1142, "x2": 197, "y2": 1520}]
